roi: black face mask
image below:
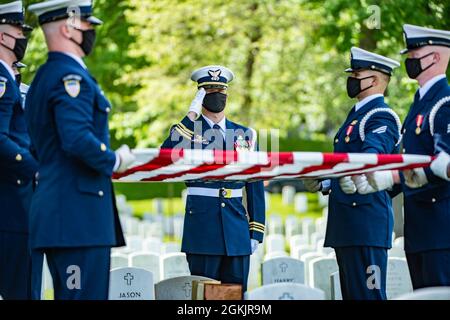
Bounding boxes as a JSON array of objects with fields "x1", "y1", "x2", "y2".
[
  {"x1": 2, "y1": 33, "x2": 28, "y2": 61},
  {"x1": 70, "y1": 28, "x2": 96, "y2": 56},
  {"x1": 405, "y1": 52, "x2": 435, "y2": 79},
  {"x1": 346, "y1": 76, "x2": 374, "y2": 99},
  {"x1": 15, "y1": 73, "x2": 21, "y2": 85},
  {"x1": 203, "y1": 92, "x2": 227, "y2": 113}
]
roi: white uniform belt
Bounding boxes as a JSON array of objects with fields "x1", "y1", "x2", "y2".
[{"x1": 187, "y1": 187, "x2": 243, "y2": 198}]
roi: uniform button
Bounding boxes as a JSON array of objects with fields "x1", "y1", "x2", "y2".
[
  {"x1": 98, "y1": 190, "x2": 104, "y2": 197},
  {"x1": 402, "y1": 128, "x2": 406, "y2": 134},
  {"x1": 189, "y1": 210, "x2": 193, "y2": 214},
  {"x1": 432, "y1": 198, "x2": 436, "y2": 203},
  {"x1": 334, "y1": 139, "x2": 339, "y2": 143},
  {"x1": 221, "y1": 203, "x2": 225, "y2": 208},
  {"x1": 352, "y1": 202, "x2": 357, "y2": 207},
  {"x1": 402, "y1": 148, "x2": 406, "y2": 153},
  {"x1": 17, "y1": 179, "x2": 21, "y2": 185},
  {"x1": 100, "y1": 143, "x2": 107, "y2": 152},
  {"x1": 106, "y1": 107, "x2": 111, "y2": 113},
  {"x1": 15, "y1": 154, "x2": 22, "y2": 161}
]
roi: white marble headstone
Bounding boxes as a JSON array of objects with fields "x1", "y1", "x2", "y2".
[
  {"x1": 330, "y1": 271, "x2": 342, "y2": 300},
  {"x1": 128, "y1": 252, "x2": 160, "y2": 283},
  {"x1": 290, "y1": 245, "x2": 316, "y2": 260},
  {"x1": 245, "y1": 283, "x2": 325, "y2": 300},
  {"x1": 282, "y1": 186, "x2": 296, "y2": 205},
  {"x1": 300, "y1": 252, "x2": 324, "y2": 286},
  {"x1": 247, "y1": 255, "x2": 262, "y2": 291},
  {"x1": 109, "y1": 267, "x2": 154, "y2": 300},
  {"x1": 265, "y1": 234, "x2": 285, "y2": 253},
  {"x1": 111, "y1": 253, "x2": 129, "y2": 269},
  {"x1": 386, "y1": 258, "x2": 413, "y2": 300},
  {"x1": 294, "y1": 194, "x2": 308, "y2": 213},
  {"x1": 285, "y1": 216, "x2": 301, "y2": 241},
  {"x1": 309, "y1": 257, "x2": 338, "y2": 300},
  {"x1": 289, "y1": 234, "x2": 309, "y2": 251},
  {"x1": 160, "y1": 252, "x2": 191, "y2": 280},
  {"x1": 267, "y1": 215, "x2": 283, "y2": 235},
  {"x1": 143, "y1": 237, "x2": 162, "y2": 254},
  {"x1": 262, "y1": 257, "x2": 305, "y2": 285},
  {"x1": 162, "y1": 242, "x2": 181, "y2": 254},
  {"x1": 155, "y1": 275, "x2": 214, "y2": 300}
]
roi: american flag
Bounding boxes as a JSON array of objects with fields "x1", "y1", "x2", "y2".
[{"x1": 112, "y1": 149, "x2": 432, "y2": 182}]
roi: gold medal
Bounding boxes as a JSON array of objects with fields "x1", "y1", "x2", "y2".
[
  {"x1": 415, "y1": 127, "x2": 421, "y2": 135},
  {"x1": 345, "y1": 136, "x2": 350, "y2": 143},
  {"x1": 415, "y1": 115, "x2": 424, "y2": 136}
]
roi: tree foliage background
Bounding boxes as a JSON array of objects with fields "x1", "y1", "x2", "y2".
[{"x1": 17, "y1": 0, "x2": 450, "y2": 150}]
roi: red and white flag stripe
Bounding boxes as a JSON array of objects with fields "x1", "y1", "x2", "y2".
[{"x1": 112, "y1": 148, "x2": 432, "y2": 182}]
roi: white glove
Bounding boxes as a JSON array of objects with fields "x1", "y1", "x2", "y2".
[
  {"x1": 339, "y1": 176, "x2": 357, "y2": 194},
  {"x1": 352, "y1": 175, "x2": 377, "y2": 194},
  {"x1": 251, "y1": 239, "x2": 259, "y2": 255},
  {"x1": 188, "y1": 88, "x2": 206, "y2": 118},
  {"x1": 366, "y1": 171, "x2": 395, "y2": 191},
  {"x1": 430, "y1": 152, "x2": 450, "y2": 181},
  {"x1": 303, "y1": 179, "x2": 322, "y2": 193},
  {"x1": 404, "y1": 168, "x2": 428, "y2": 188},
  {"x1": 114, "y1": 145, "x2": 136, "y2": 173}
]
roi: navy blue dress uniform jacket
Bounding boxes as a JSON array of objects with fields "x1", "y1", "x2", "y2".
[
  {"x1": 161, "y1": 115, "x2": 266, "y2": 256},
  {"x1": 0, "y1": 62, "x2": 37, "y2": 234},
  {"x1": 25, "y1": 52, "x2": 124, "y2": 249},
  {"x1": 400, "y1": 77, "x2": 450, "y2": 254},
  {"x1": 324, "y1": 96, "x2": 400, "y2": 249}
]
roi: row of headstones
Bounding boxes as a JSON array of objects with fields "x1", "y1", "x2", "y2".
[
  {"x1": 40, "y1": 251, "x2": 192, "y2": 298},
  {"x1": 266, "y1": 214, "x2": 328, "y2": 243},
  {"x1": 107, "y1": 255, "x2": 417, "y2": 300},
  {"x1": 249, "y1": 253, "x2": 413, "y2": 300},
  {"x1": 108, "y1": 269, "x2": 324, "y2": 300},
  {"x1": 281, "y1": 186, "x2": 328, "y2": 211},
  {"x1": 119, "y1": 214, "x2": 184, "y2": 240},
  {"x1": 114, "y1": 235, "x2": 181, "y2": 255},
  {"x1": 111, "y1": 251, "x2": 189, "y2": 283},
  {"x1": 265, "y1": 212, "x2": 407, "y2": 257}
]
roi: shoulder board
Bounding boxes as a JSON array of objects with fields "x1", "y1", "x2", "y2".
[
  {"x1": 429, "y1": 96, "x2": 450, "y2": 136},
  {"x1": 359, "y1": 107, "x2": 402, "y2": 146},
  {"x1": 62, "y1": 74, "x2": 82, "y2": 82},
  {"x1": 172, "y1": 123, "x2": 193, "y2": 140},
  {"x1": 176, "y1": 122, "x2": 194, "y2": 136}
]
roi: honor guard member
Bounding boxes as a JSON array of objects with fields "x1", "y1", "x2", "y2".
[
  {"x1": 356, "y1": 25, "x2": 450, "y2": 290},
  {"x1": 366, "y1": 25, "x2": 450, "y2": 289},
  {"x1": 303, "y1": 47, "x2": 401, "y2": 300},
  {"x1": 0, "y1": 1, "x2": 37, "y2": 300},
  {"x1": 26, "y1": 0, "x2": 135, "y2": 300},
  {"x1": 161, "y1": 66, "x2": 266, "y2": 292}
]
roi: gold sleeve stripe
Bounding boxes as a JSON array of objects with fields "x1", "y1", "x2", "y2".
[
  {"x1": 249, "y1": 224, "x2": 265, "y2": 231},
  {"x1": 178, "y1": 122, "x2": 194, "y2": 134},
  {"x1": 249, "y1": 221, "x2": 265, "y2": 229},
  {"x1": 174, "y1": 127, "x2": 192, "y2": 140},
  {"x1": 249, "y1": 227, "x2": 265, "y2": 233},
  {"x1": 249, "y1": 226, "x2": 265, "y2": 232}
]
